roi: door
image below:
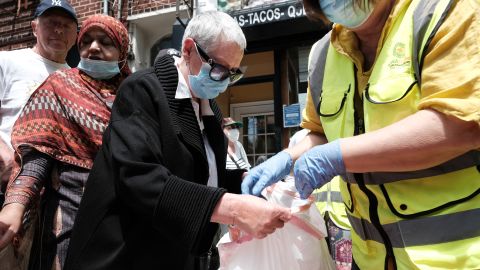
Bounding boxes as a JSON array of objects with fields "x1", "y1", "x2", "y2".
[{"x1": 231, "y1": 101, "x2": 276, "y2": 166}]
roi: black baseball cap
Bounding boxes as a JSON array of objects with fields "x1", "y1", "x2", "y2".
[{"x1": 34, "y1": 0, "x2": 78, "y2": 24}]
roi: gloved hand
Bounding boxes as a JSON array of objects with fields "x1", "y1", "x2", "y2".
[
  {"x1": 294, "y1": 140, "x2": 346, "y2": 199},
  {"x1": 241, "y1": 151, "x2": 293, "y2": 196}
]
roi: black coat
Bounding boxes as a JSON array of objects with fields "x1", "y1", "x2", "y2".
[{"x1": 64, "y1": 51, "x2": 244, "y2": 270}]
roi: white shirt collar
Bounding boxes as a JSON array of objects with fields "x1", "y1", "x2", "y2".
[
  {"x1": 174, "y1": 56, "x2": 192, "y2": 100},
  {"x1": 173, "y1": 56, "x2": 218, "y2": 187}
]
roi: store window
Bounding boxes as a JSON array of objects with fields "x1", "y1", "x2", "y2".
[
  {"x1": 223, "y1": 46, "x2": 313, "y2": 165},
  {"x1": 231, "y1": 100, "x2": 274, "y2": 166},
  {"x1": 243, "y1": 113, "x2": 276, "y2": 166}
]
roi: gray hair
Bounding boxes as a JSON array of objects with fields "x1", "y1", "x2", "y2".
[{"x1": 182, "y1": 11, "x2": 246, "y2": 54}]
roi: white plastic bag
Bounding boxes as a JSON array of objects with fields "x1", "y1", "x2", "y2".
[{"x1": 217, "y1": 179, "x2": 336, "y2": 270}]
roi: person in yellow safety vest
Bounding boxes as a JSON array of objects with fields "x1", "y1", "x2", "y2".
[{"x1": 242, "y1": 0, "x2": 480, "y2": 269}]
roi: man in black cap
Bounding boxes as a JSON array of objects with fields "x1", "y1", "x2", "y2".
[{"x1": 0, "y1": 0, "x2": 78, "y2": 200}]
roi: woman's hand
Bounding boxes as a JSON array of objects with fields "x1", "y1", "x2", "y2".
[
  {"x1": 211, "y1": 193, "x2": 291, "y2": 239},
  {"x1": 0, "y1": 203, "x2": 25, "y2": 250}
]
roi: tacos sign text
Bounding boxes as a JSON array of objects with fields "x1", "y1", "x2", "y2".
[{"x1": 233, "y1": 3, "x2": 306, "y2": 27}]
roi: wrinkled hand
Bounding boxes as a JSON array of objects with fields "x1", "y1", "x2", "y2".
[
  {"x1": 241, "y1": 151, "x2": 292, "y2": 196},
  {"x1": 0, "y1": 203, "x2": 25, "y2": 250},
  {"x1": 294, "y1": 140, "x2": 346, "y2": 199},
  {"x1": 232, "y1": 194, "x2": 291, "y2": 239}
]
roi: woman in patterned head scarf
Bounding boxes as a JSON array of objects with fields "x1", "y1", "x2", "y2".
[
  {"x1": 78, "y1": 14, "x2": 131, "y2": 78},
  {"x1": 0, "y1": 14, "x2": 130, "y2": 270}
]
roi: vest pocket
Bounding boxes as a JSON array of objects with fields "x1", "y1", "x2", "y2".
[
  {"x1": 318, "y1": 85, "x2": 351, "y2": 117},
  {"x1": 319, "y1": 84, "x2": 356, "y2": 142},
  {"x1": 363, "y1": 75, "x2": 419, "y2": 132},
  {"x1": 380, "y1": 166, "x2": 480, "y2": 218}
]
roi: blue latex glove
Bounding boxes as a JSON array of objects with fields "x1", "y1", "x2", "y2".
[
  {"x1": 241, "y1": 151, "x2": 293, "y2": 196},
  {"x1": 294, "y1": 140, "x2": 346, "y2": 199}
]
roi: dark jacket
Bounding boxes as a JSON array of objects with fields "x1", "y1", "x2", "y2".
[{"x1": 64, "y1": 51, "x2": 244, "y2": 270}]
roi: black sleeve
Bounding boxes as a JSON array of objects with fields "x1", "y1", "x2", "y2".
[
  {"x1": 224, "y1": 169, "x2": 246, "y2": 194},
  {"x1": 107, "y1": 71, "x2": 226, "y2": 253}
]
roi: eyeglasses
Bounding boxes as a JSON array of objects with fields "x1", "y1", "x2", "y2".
[{"x1": 194, "y1": 41, "x2": 245, "y2": 85}]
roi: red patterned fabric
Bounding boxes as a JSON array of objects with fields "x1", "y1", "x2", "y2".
[
  {"x1": 7, "y1": 15, "x2": 131, "y2": 194},
  {"x1": 10, "y1": 68, "x2": 116, "y2": 171}
]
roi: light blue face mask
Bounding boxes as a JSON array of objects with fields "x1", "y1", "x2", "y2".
[
  {"x1": 77, "y1": 57, "x2": 121, "y2": 80},
  {"x1": 319, "y1": 0, "x2": 374, "y2": 29},
  {"x1": 188, "y1": 62, "x2": 229, "y2": 99}
]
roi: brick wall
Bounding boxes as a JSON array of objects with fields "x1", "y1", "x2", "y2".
[
  {"x1": 128, "y1": 0, "x2": 177, "y2": 16},
  {"x1": 0, "y1": 0, "x2": 132, "y2": 51},
  {"x1": 0, "y1": 0, "x2": 37, "y2": 50},
  {"x1": 0, "y1": 0, "x2": 186, "y2": 51}
]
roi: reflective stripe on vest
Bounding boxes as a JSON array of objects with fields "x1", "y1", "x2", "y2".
[
  {"x1": 344, "y1": 150, "x2": 480, "y2": 185},
  {"x1": 313, "y1": 191, "x2": 342, "y2": 203},
  {"x1": 349, "y1": 208, "x2": 480, "y2": 248},
  {"x1": 313, "y1": 177, "x2": 351, "y2": 230},
  {"x1": 308, "y1": 31, "x2": 331, "y2": 117}
]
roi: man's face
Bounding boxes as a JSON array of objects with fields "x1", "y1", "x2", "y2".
[{"x1": 32, "y1": 9, "x2": 77, "y2": 62}]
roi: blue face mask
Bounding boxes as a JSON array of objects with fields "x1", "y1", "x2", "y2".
[
  {"x1": 188, "y1": 62, "x2": 229, "y2": 99},
  {"x1": 319, "y1": 0, "x2": 374, "y2": 29},
  {"x1": 77, "y1": 57, "x2": 121, "y2": 80}
]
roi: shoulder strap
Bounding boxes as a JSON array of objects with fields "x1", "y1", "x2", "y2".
[
  {"x1": 227, "y1": 153, "x2": 242, "y2": 169},
  {"x1": 412, "y1": 0, "x2": 454, "y2": 86},
  {"x1": 308, "y1": 31, "x2": 331, "y2": 116}
]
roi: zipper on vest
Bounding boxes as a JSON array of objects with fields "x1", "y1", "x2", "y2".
[
  {"x1": 353, "y1": 102, "x2": 364, "y2": 135},
  {"x1": 353, "y1": 83, "x2": 397, "y2": 269},
  {"x1": 353, "y1": 82, "x2": 365, "y2": 135},
  {"x1": 356, "y1": 117, "x2": 364, "y2": 135},
  {"x1": 353, "y1": 95, "x2": 363, "y2": 134}
]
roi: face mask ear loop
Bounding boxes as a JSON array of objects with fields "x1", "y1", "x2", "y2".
[
  {"x1": 185, "y1": 60, "x2": 195, "y2": 77},
  {"x1": 118, "y1": 58, "x2": 127, "y2": 72},
  {"x1": 193, "y1": 42, "x2": 209, "y2": 66},
  {"x1": 186, "y1": 42, "x2": 206, "y2": 77},
  {"x1": 194, "y1": 42, "x2": 201, "y2": 59}
]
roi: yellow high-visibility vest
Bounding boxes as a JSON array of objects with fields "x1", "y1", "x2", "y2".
[
  {"x1": 307, "y1": 0, "x2": 480, "y2": 269},
  {"x1": 313, "y1": 176, "x2": 350, "y2": 230}
]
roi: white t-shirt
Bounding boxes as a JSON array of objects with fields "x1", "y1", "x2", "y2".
[{"x1": 0, "y1": 48, "x2": 69, "y2": 149}]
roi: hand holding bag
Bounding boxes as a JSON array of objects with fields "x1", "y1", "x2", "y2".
[{"x1": 217, "y1": 179, "x2": 336, "y2": 270}]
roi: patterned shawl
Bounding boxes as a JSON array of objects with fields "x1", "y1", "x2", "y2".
[{"x1": 10, "y1": 15, "x2": 130, "y2": 174}]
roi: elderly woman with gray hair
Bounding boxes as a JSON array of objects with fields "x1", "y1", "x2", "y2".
[{"x1": 64, "y1": 10, "x2": 291, "y2": 270}]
